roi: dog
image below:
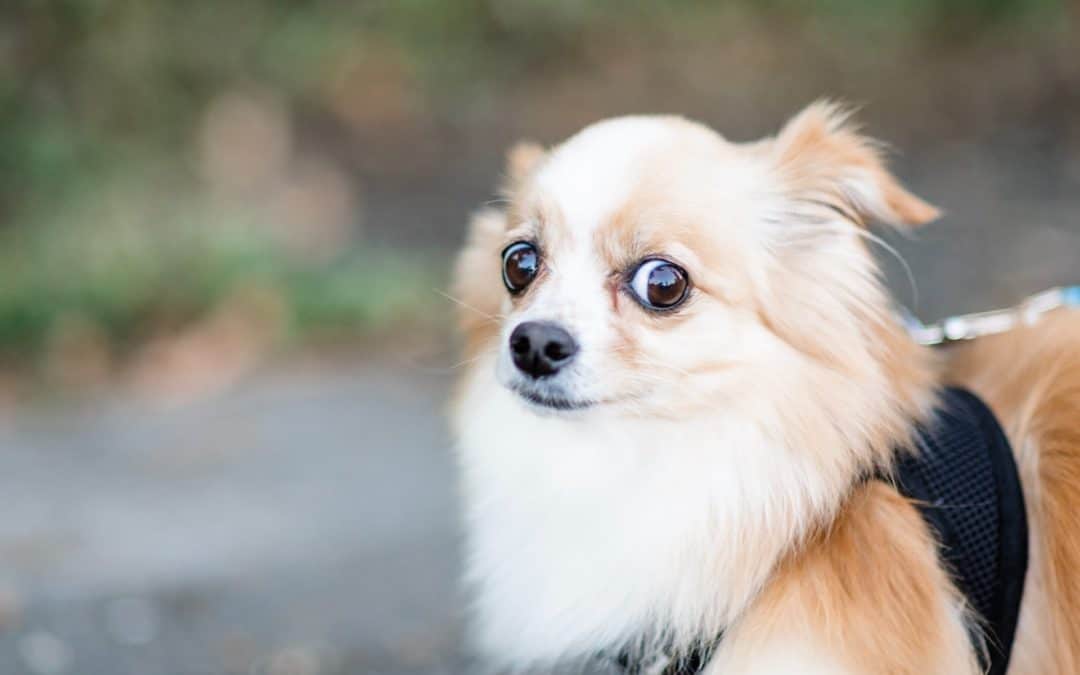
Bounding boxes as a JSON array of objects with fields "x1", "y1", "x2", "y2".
[{"x1": 450, "y1": 101, "x2": 1080, "y2": 674}]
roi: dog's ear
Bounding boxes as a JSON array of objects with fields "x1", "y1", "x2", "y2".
[
  {"x1": 772, "y1": 101, "x2": 939, "y2": 228},
  {"x1": 503, "y1": 140, "x2": 546, "y2": 190}
]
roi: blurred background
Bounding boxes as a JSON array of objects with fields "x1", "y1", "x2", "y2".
[{"x1": 0, "y1": 1, "x2": 1078, "y2": 673}]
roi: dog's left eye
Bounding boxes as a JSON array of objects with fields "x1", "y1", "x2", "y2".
[
  {"x1": 629, "y1": 259, "x2": 690, "y2": 310},
  {"x1": 502, "y1": 241, "x2": 540, "y2": 294}
]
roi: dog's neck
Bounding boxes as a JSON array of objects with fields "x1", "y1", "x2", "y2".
[{"x1": 454, "y1": 329, "x2": 936, "y2": 671}]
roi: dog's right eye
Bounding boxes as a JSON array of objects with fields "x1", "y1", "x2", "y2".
[
  {"x1": 628, "y1": 258, "x2": 690, "y2": 311},
  {"x1": 502, "y1": 241, "x2": 540, "y2": 294}
]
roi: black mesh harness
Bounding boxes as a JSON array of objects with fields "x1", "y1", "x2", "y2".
[
  {"x1": 890, "y1": 387, "x2": 1028, "y2": 675},
  {"x1": 614, "y1": 387, "x2": 1028, "y2": 675}
]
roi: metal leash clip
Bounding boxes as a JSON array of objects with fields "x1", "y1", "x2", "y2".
[{"x1": 901, "y1": 285, "x2": 1080, "y2": 347}]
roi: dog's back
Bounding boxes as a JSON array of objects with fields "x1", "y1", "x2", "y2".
[{"x1": 947, "y1": 308, "x2": 1080, "y2": 674}]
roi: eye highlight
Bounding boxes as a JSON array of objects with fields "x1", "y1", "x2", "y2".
[
  {"x1": 628, "y1": 259, "x2": 690, "y2": 311},
  {"x1": 502, "y1": 241, "x2": 540, "y2": 294}
]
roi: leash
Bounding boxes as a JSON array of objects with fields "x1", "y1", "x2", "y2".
[{"x1": 900, "y1": 285, "x2": 1080, "y2": 346}]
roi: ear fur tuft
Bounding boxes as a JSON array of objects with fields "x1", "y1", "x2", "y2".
[
  {"x1": 774, "y1": 100, "x2": 940, "y2": 228},
  {"x1": 504, "y1": 141, "x2": 547, "y2": 186}
]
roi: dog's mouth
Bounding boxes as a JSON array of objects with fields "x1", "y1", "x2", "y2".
[{"x1": 512, "y1": 385, "x2": 595, "y2": 412}]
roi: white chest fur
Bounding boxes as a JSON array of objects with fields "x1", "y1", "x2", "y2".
[{"x1": 453, "y1": 361, "x2": 839, "y2": 670}]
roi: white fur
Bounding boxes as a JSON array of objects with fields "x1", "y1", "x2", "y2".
[
  {"x1": 533, "y1": 116, "x2": 680, "y2": 235},
  {"x1": 494, "y1": 229, "x2": 614, "y2": 406},
  {"x1": 457, "y1": 354, "x2": 839, "y2": 669}
]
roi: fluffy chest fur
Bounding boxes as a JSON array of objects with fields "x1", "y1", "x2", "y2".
[{"x1": 455, "y1": 356, "x2": 844, "y2": 669}]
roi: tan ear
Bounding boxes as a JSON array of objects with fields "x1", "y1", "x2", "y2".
[
  {"x1": 773, "y1": 101, "x2": 939, "y2": 227},
  {"x1": 504, "y1": 140, "x2": 546, "y2": 185}
]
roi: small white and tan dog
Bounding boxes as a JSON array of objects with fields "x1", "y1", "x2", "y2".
[{"x1": 450, "y1": 102, "x2": 1080, "y2": 674}]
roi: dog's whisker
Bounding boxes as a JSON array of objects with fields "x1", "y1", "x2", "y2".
[
  {"x1": 433, "y1": 288, "x2": 505, "y2": 322},
  {"x1": 784, "y1": 220, "x2": 920, "y2": 311},
  {"x1": 605, "y1": 345, "x2": 694, "y2": 379},
  {"x1": 852, "y1": 227, "x2": 920, "y2": 311},
  {"x1": 388, "y1": 348, "x2": 497, "y2": 375},
  {"x1": 448, "y1": 350, "x2": 498, "y2": 371}
]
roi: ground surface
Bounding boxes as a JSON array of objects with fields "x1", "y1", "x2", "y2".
[
  {"x1": 0, "y1": 145, "x2": 1078, "y2": 675},
  {"x1": 0, "y1": 363, "x2": 475, "y2": 675}
]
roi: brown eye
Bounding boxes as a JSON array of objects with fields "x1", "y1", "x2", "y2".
[
  {"x1": 502, "y1": 241, "x2": 540, "y2": 293},
  {"x1": 629, "y1": 259, "x2": 690, "y2": 310}
]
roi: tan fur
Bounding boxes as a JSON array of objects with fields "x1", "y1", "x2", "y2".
[
  {"x1": 774, "y1": 101, "x2": 940, "y2": 228},
  {"x1": 946, "y1": 309, "x2": 1080, "y2": 675},
  {"x1": 726, "y1": 482, "x2": 979, "y2": 675},
  {"x1": 758, "y1": 103, "x2": 941, "y2": 472},
  {"x1": 504, "y1": 140, "x2": 547, "y2": 185}
]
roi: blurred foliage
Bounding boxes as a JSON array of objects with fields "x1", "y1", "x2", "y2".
[
  {"x1": 0, "y1": 0, "x2": 1069, "y2": 373},
  {"x1": 0, "y1": 215, "x2": 440, "y2": 367},
  {"x1": 2, "y1": 0, "x2": 1065, "y2": 223}
]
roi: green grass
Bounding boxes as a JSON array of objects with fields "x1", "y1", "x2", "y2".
[{"x1": 0, "y1": 217, "x2": 444, "y2": 368}]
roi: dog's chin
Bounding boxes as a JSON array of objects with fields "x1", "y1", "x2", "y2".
[{"x1": 510, "y1": 384, "x2": 596, "y2": 416}]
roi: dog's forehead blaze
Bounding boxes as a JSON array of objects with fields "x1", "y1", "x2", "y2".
[
  {"x1": 526, "y1": 116, "x2": 719, "y2": 241},
  {"x1": 528, "y1": 127, "x2": 752, "y2": 278}
]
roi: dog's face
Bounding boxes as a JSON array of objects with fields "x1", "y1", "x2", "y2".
[
  {"x1": 489, "y1": 117, "x2": 774, "y2": 418},
  {"x1": 456, "y1": 103, "x2": 939, "y2": 422}
]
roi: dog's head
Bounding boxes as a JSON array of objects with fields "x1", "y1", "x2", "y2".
[
  {"x1": 456, "y1": 102, "x2": 937, "y2": 435},
  {"x1": 453, "y1": 103, "x2": 946, "y2": 668}
]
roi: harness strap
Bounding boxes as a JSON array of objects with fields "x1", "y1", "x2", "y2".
[
  {"x1": 889, "y1": 387, "x2": 1027, "y2": 675},
  {"x1": 613, "y1": 642, "x2": 715, "y2": 675}
]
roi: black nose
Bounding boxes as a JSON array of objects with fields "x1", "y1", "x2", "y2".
[{"x1": 509, "y1": 321, "x2": 579, "y2": 378}]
